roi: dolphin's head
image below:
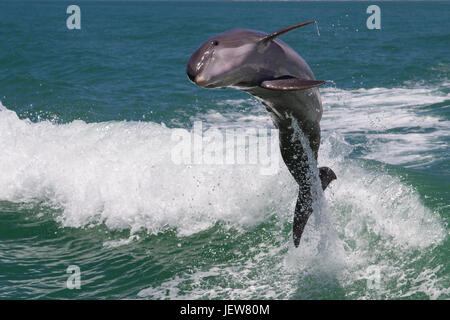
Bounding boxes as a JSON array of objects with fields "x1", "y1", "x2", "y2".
[
  {"x1": 187, "y1": 21, "x2": 316, "y2": 89},
  {"x1": 186, "y1": 29, "x2": 266, "y2": 89}
]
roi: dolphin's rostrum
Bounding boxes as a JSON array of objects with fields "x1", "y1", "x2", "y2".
[{"x1": 187, "y1": 21, "x2": 336, "y2": 247}]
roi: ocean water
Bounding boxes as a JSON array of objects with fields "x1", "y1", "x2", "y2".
[{"x1": 0, "y1": 1, "x2": 448, "y2": 299}]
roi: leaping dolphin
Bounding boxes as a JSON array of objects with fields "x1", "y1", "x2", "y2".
[{"x1": 186, "y1": 21, "x2": 336, "y2": 247}]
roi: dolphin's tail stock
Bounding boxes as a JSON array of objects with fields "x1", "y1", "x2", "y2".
[
  {"x1": 293, "y1": 187, "x2": 312, "y2": 248},
  {"x1": 293, "y1": 167, "x2": 336, "y2": 247}
]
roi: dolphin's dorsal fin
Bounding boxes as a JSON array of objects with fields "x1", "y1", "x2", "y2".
[
  {"x1": 259, "y1": 20, "x2": 316, "y2": 44},
  {"x1": 260, "y1": 78, "x2": 325, "y2": 91}
]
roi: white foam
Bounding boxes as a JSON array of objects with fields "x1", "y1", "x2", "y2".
[
  {"x1": 0, "y1": 82, "x2": 447, "y2": 299},
  {"x1": 103, "y1": 235, "x2": 140, "y2": 248},
  {"x1": 320, "y1": 85, "x2": 450, "y2": 167},
  {"x1": 138, "y1": 133, "x2": 446, "y2": 300},
  {"x1": 0, "y1": 102, "x2": 292, "y2": 236}
]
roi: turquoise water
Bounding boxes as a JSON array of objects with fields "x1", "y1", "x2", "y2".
[{"x1": 0, "y1": 1, "x2": 449, "y2": 299}]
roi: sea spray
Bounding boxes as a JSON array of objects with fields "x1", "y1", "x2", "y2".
[{"x1": 314, "y1": 20, "x2": 321, "y2": 36}]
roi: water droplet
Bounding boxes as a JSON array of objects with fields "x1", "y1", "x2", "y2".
[{"x1": 314, "y1": 21, "x2": 321, "y2": 37}]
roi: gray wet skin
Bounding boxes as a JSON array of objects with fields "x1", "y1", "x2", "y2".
[{"x1": 187, "y1": 22, "x2": 336, "y2": 247}]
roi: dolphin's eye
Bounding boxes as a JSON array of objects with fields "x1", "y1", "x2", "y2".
[{"x1": 212, "y1": 40, "x2": 219, "y2": 46}]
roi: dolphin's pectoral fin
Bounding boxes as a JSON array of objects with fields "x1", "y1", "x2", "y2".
[
  {"x1": 293, "y1": 189, "x2": 313, "y2": 248},
  {"x1": 319, "y1": 167, "x2": 337, "y2": 190},
  {"x1": 260, "y1": 78, "x2": 326, "y2": 91}
]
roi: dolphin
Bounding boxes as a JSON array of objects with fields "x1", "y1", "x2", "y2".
[{"x1": 186, "y1": 21, "x2": 336, "y2": 247}]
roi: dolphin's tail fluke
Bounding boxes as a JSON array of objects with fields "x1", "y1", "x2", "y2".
[{"x1": 319, "y1": 166, "x2": 337, "y2": 191}]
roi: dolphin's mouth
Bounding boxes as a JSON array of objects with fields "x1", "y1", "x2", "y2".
[{"x1": 187, "y1": 70, "x2": 196, "y2": 83}]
